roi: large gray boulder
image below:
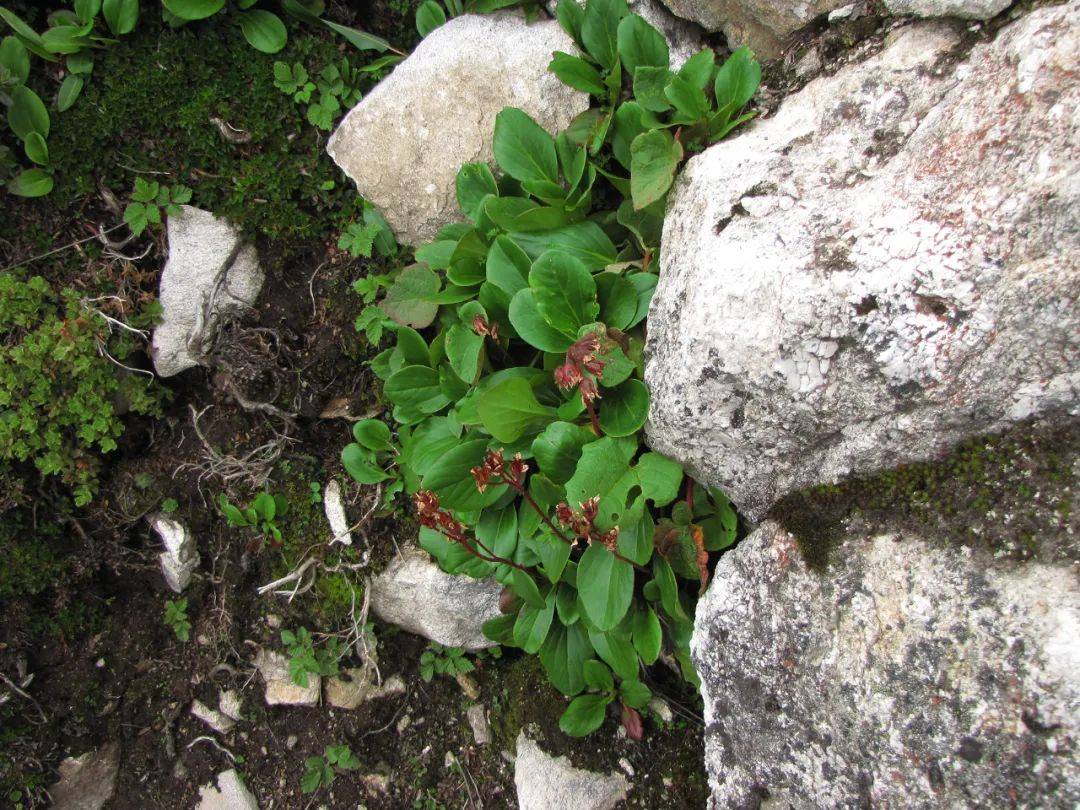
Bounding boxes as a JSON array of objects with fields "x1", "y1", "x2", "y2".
[
  {"x1": 657, "y1": 0, "x2": 848, "y2": 58},
  {"x1": 514, "y1": 732, "x2": 630, "y2": 810},
  {"x1": 692, "y1": 521, "x2": 1080, "y2": 807},
  {"x1": 884, "y1": 0, "x2": 1010, "y2": 18},
  {"x1": 369, "y1": 546, "x2": 503, "y2": 650},
  {"x1": 645, "y1": 6, "x2": 1080, "y2": 520},
  {"x1": 327, "y1": 13, "x2": 588, "y2": 247},
  {"x1": 151, "y1": 206, "x2": 262, "y2": 378},
  {"x1": 48, "y1": 744, "x2": 119, "y2": 810}
]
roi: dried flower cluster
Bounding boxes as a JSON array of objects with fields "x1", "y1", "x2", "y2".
[{"x1": 555, "y1": 497, "x2": 619, "y2": 550}]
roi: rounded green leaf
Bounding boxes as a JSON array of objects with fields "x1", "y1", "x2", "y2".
[
  {"x1": 577, "y1": 543, "x2": 634, "y2": 631},
  {"x1": 421, "y1": 438, "x2": 506, "y2": 511},
  {"x1": 508, "y1": 289, "x2": 574, "y2": 354},
  {"x1": 486, "y1": 235, "x2": 531, "y2": 297},
  {"x1": 445, "y1": 323, "x2": 484, "y2": 383},
  {"x1": 531, "y1": 421, "x2": 597, "y2": 485},
  {"x1": 161, "y1": 0, "x2": 226, "y2": 21},
  {"x1": 352, "y1": 419, "x2": 393, "y2": 452},
  {"x1": 587, "y1": 627, "x2": 638, "y2": 681},
  {"x1": 415, "y1": 0, "x2": 446, "y2": 37},
  {"x1": 9, "y1": 86, "x2": 49, "y2": 140},
  {"x1": 559, "y1": 693, "x2": 610, "y2": 736},
  {"x1": 619, "y1": 679, "x2": 651, "y2": 709},
  {"x1": 629, "y1": 128, "x2": 682, "y2": 210},
  {"x1": 583, "y1": 659, "x2": 614, "y2": 692},
  {"x1": 456, "y1": 162, "x2": 498, "y2": 222},
  {"x1": 23, "y1": 131, "x2": 47, "y2": 165},
  {"x1": 617, "y1": 13, "x2": 668, "y2": 76},
  {"x1": 513, "y1": 592, "x2": 555, "y2": 653},
  {"x1": 0, "y1": 36, "x2": 29, "y2": 84},
  {"x1": 56, "y1": 74, "x2": 84, "y2": 112},
  {"x1": 595, "y1": 272, "x2": 638, "y2": 330},
  {"x1": 580, "y1": 0, "x2": 628, "y2": 70},
  {"x1": 630, "y1": 605, "x2": 662, "y2": 665},
  {"x1": 382, "y1": 264, "x2": 440, "y2": 328},
  {"x1": 102, "y1": 0, "x2": 139, "y2": 35},
  {"x1": 540, "y1": 621, "x2": 592, "y2": 696},
  {"x1": 240, "y1": 10, "x2": 287, "y2": 54},
  {"x1": 528, "y1": 251, "x2": 599, "y2": 337},
  {"x1": 597, "y1": 378, "x2": 649, "y2": 437},
  {"x1": 7, "y1": 168, "x2": 53, "y2": 197},
  {"x1": 492, "y1": 107, "x2": 558, "y2": 185},
  {"x1": 384, "y1": 365, "x2": 449, "y2": 415},
  {"x1": 477, "y1": 377, "x2": 556, "y2": 443},
  {"x1": 548, "y1": 51, "x2": 606, "y2": 96}
]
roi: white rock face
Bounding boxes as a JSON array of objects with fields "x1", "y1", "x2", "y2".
[
  {"x1": 253, "y1": 648, "x2": 320, "y2": 707},
  {"x1": 48, "y1": 743, "x2": 119, "y2": 810},
  {"x1": 152, "y1": 514, "x2": 199, "y2": 593},
  {"x1": 885, "y1": 0, "x2": 1010, "y2": 18},
  {"x1": 369, "y1": 546, "x2": 504, "y2": 650},
  {"x1": 646, "y1": 7, "x2": 1080, "y2": 519},
  {"x1": 197, "y1": 769, "x2": 259, "y2": 810},
  {"x1": 328, "y1": 13, "x2": 588, "y2": 247},
  {"x1": 658, "y1": 0, "x2": 849, "y2": 57},
  {"x1": 692, "y1": 521, "x2": 1080, "y2": 806},
  {"x1": 514, "y1": 732, "x2": 630, "y2": 810},
  {"x1": 151, "y1": 206, "x2": 262, "y2": 377}
]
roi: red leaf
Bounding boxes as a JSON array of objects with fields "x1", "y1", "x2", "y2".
[{"x1": 621, "y1": 704, "x2": 644, "y2": 741}]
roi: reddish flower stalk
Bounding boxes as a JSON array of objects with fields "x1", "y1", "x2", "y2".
[
  {"x1": 555, "y1": 332, "x2": 606, "y2": 435},
  {"x1": 414, "y1": 490, "x2": 530, "y2": 573},
  {"x1": 472, "y1": 314, "x2": 499, "y2": 342},
  {"x1": 555, "y1": 497, "x2": 648, "y2": 573},
  {"x1": 471, "y1": 450, "x2": 577, "y2": 548}
]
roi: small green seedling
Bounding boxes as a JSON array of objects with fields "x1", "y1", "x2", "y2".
[
  {"x1": 419, "y1": 642, "x2": 491, "y2": 682},
  {"x1": 124, "y1": 177, "x2": 192, "y2": 236},
  {"x1": 281, "y1": 627, "x2": 341, "y2": 688},
  {"x1": 301, "y1": 744, "x2": 360, "y2": 793},
  {"x1": 164, "y1": 598, "x2": 191, "y2": 642},
  {"x1": 217, "y1": 491, "x2": 289, "y2": 550},
  {"x1": 161, "y1": 497, "x2": 179, "y2": 513},
  {"x1": 558, "y1": 659, "x2": 651, "y2": 738}
]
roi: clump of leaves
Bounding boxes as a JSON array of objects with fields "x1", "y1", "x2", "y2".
[
  {"x1": 123, "y1": 177, "x2": 192, "y2": 236},
  {"x1": 164, "y1": 598, "x2": 191, "y2": 641},
  {"x1": 415, "y1": 0, "x2": 542, "y2": 38},
  {"x1": 301, "y1": 744, "x2": 360, "y2": 793},
  {"x1": 281, "y1": 627, "x2": 341, "y2": 687},
  {"x1": 217, "y1": 491, "x2": 290, "y2": 550},
  {"x1": 274, "y1": 56, "x2": 393, "y2": 131},
  {"x1": 0, "y1": 273, "x2": 162, "y2": 505},
  {"x1": 338, "y1": 206, "x2": 396, "y2": 259},
  {"x1": 345, "y1": 0, "x2": 755, "y2": 739},
  {"x1": 339, "y1": 417, "x2": 404, "y2": 505}
]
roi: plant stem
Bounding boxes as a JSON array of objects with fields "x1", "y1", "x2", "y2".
[{"x1": 584, "y1": 398, "x2": 601, "y2": 436}]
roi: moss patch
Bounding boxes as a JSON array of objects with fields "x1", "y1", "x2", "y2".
[{"x1": 771, "y1": 418, "x2": 1079, "y2": 570}]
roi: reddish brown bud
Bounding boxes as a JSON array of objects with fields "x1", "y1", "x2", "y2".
[
  {"x1": 621, "y1": 704, "x2": 644, "y2": 741},
  {"x1": 579, "y1": 376, "x2": 600, "y2": 404},
  {"x1": 555, "y1": 502, "x2": 575, "y2": 526}
]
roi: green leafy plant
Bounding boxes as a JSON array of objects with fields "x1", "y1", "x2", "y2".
[
  {"x1": 414, "y1": 0, "x2": 540, "y2": 37},
  {"x1": 352, "y1": 0, "x2": 754, "y2": 738},
  {"x1": 0, "y1": 273, "x2": 162, "y2": 505},
  {"x1": 161, "y1": 497, "x2": 180, "y2": 513},
  {"x1": 164, "y1": 598, "x2": 191, "y2": 641},
  {"x1": 307, "y1": 481, "x2": 321, "y2": 505},
  {"x1": 217, "y1": 490, "x2": 290, "y2": 550},
  {"x1": 419, "y1": 641, "x2": 500, "y2": 681},
  {"x1": 300, "y1": 744, "x2": 360, "y2": 793},
  {"x1": 280, "y1": 627, "x2": 341, "y2": 687},
  {"x1": 273, "y1": 56, "x2": 375, "y2": 131},
  {"x1": 123, "y1": 177, "x2": 193, "y2": 235},
  {"x1": 340, "y1": 416, "x2": 405, "y2": 506},
  {"x1": 338, "y1": 206, "x2": 395, "y2": 259}
]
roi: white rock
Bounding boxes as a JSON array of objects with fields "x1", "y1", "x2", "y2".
[
  {"x1": 369, "y1": 546, "x2": 503, "y2": 650},
  {"x1": 885, "y1": 0, "x2": 1009, "y2": 18},
  {"x1": 646, "y1": 7, "x2": 1080, "y2": 519},
  {"x1": 323, "y1": 479, "x2": 351, "y2": 546},
  {"x1": 324, "y1": 670, "x2": 405, "y2": 710},
  {"x1": 514, "y1": 732, "x2": 629, "y2": 810},
  {"x1": 657, "y1": 0, "x2": 850, "y2": 58},
  {"x1": 327, "y1": 12, "x2": 588, "y2": 246},
  {"x1": 253, "y1": 648, "x2": 320, "y2": 707},
  {"x1": 49, "y1": 743, "x2": 119, "y2": 810},
  {"x1": 647, "y1": 697, "x2": 674, "y2": 723},
  {"x1": 151, "y1": 206, "x2": 262, "y2": 377},
  {"x1": 151, "y1": 514, "x2": 199, "y2": 593},
  {"x1": 466, "y1": 704, "x2": 491, "y2": 746},
  {"x1": 197, "y1": 769, "x2": 259, "y2": 810},
  {"x1": 191, "y1": 698, "x2": 236, "y2": 734},
  {"x1": 692, "y1": 521, "x2": 1080, "y2": 806},
  {"x1": 219, "y1": 689, "x2": 243, "y2": 722}
]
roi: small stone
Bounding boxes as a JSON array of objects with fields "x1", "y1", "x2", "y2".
[
  {"x1": 196, "y1": 769, "x2": 259, "y2": 810},
  {"x1": 397, "y1": 714, "x2": 412, "y2": 734},
  {"x1": 49, "y1": 744, "x2": 120, "y2": 810},
  {"x1": 466, "y1": 704, "x2": 491, "y2": 746},
  {"x1": 456, "y1": 672, "x2": 480, "y2": 700},
  {"x1": 151, "y1": 206, "x2": 262, "y2": 377},
  {"x1": 324, "y1": 670, "x2": 406, "y2": 710},
  {"x1": 152, "y1": 515, "x2": 199, "y2": 593},
  {"x1": 514, "y1": 732, "x2": 629, "y2": 810},
  {"x1": 191, "y1": 699, "x2": 236, "y2": 735},
  {"x1": 285, "y1": 735, "x2": 298, "y2": 751},
  {"x1": 253, "y1": 649, "x2": 320, "y2": 707},
  {"x1": 618, "y1": 758, "x2": 635, "y2": 778},
  {"x1": 828, "y1": 3, "x2": 856, "y2": 20},
  {"x1": 362, "y1": 774, "x2": 390, "y2": 794},
  {"x1": 647, "y1": 697, "x2": 674, "y2": 723},
  {"x1": 264, "y1": 614, "x2": 281, "y2": 629},
  {"x1": 323, "y1": 479, "x2": 351, "y2": 546},
  {"x1": 219, "y1": 689, "x2": 243, "y2": 722}
]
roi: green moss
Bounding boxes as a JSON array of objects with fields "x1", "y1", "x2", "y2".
[
  {"x1": 771, "y1": 420, "x2": 1079, "y2": 569},
  {"x1": 9, "y1": 14, "x2": 389, "y2": 244}
]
